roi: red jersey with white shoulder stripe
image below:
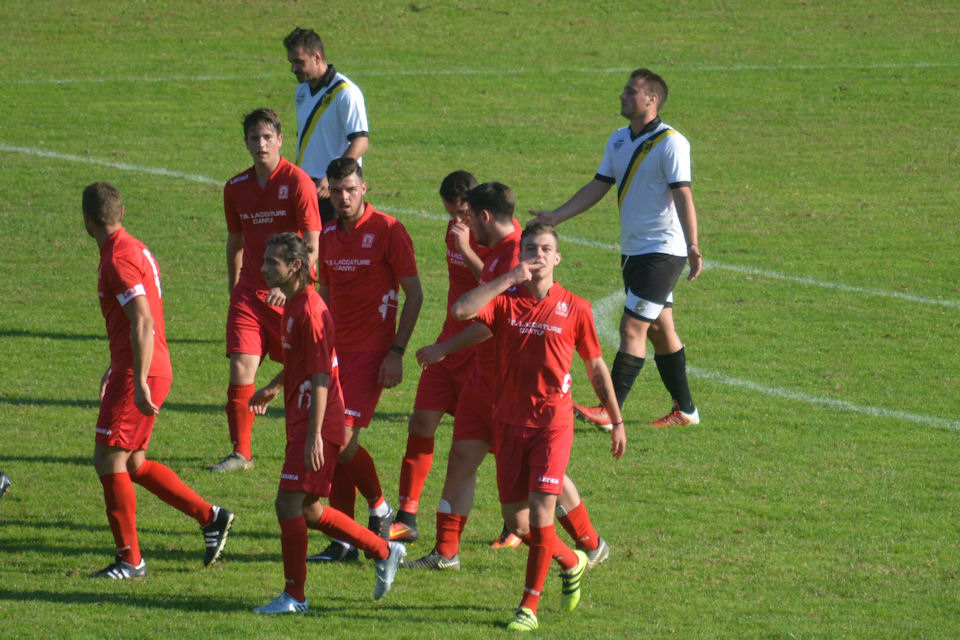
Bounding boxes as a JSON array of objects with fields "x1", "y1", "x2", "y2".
[
  {"x1": 475, "y1": 282, "x2": 601, "y2": 428},
  {"x1": 97, "y1": 228, "x2": 172, "y2": 379}
]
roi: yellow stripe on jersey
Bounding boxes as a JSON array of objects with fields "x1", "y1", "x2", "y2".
[
  {"x1": 295, "y1": 80, "x2": 351, "y2": 167},
  {"x1": 616, "y1": 128, "x2": 676, "y2": 209}
]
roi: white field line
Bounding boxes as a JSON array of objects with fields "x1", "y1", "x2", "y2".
[
  {"x1": 592, "y1": 292, "x2": 960, "y2": 431},
  {"x1": 3, "y1": 61, "x2": 958, "y2": 86},
  {"x1": 5, "y1": 144, "x2": 958, "y2": 429}
]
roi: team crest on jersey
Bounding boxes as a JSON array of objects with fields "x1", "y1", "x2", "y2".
[
  {"x1": 278, "y1": 185, "x2": 289, "y2": 200},
  {"x1": 362, "y1": 233, "x2": 374, "y2": 248},
  {"x1": 614, "y1": 138, "x2": 625, "y2": 151},
  {"x1": 554, "y1": 301, "x2": 570, "y2": 317}
]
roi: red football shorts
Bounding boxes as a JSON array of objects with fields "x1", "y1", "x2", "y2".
[
  {"x1": 338, "y1": 350, "x2": 386, "y2": 429},
  {"x1": 95, "y1": 371, "x2": 172, "y2": 451},
  {"x1": 452, "y1": 385, "x2": 496, "y2": 443},
  {"x1": 413, "y1": 347, "x2": 475, "y2": 414},
  {"x1": 225, "y1": 285, "x2": 284, "y2": 362},
  {"x1": 279, "y1": 436, "x2": 341, "y2": 497},
  {"x1": 494, "y1": 422, "x2": 573, "y2": 504}
]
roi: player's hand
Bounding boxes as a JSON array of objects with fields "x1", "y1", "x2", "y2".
[
  {"x1": 305, "y1": 437, "x2": 324, "y2": 472},
  {"x1": 379, "y1": 351, "x2": 403, "y2": 388},
  {"x1": 529, "y1": 209, "x2": 560, "y2": 225},
  {"x1": 687, "y1": 245, "x2": 702, "y2": 281},
  {"x1": 249, "y1": 385, "x2": 280, "y2": 415},
  {"x1": 133, "y1": 381, "x2": 160, "y2": 417},
  {"x1": 316, "y1": 176, "x2": 330, "y2": 200},
  {"x1": 416, "y1": 343, "x2": 446, "y2": 368},
  {"x1": 265, "y1": 287, "x2": 287, "y2": 307},
  {"x1": 99, "y1": 366, "x2": 112, "y2": 402},
  {"x1": 510, "y1": 260, "x2": 537, "y2": 285},
  {"x1": 450, "y1": 220, "x2": 471, "y2": 252},
  {"x1": 610, "y1": 422, "x2": 626, "y2": 459}
]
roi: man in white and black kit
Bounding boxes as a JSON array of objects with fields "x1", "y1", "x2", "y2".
[
  {"x1": 284, "y1": 27, "x2": 369, "y2": 224},
  {"x1": 531, "y1": 68, "x2": 702, "y2": 428}
]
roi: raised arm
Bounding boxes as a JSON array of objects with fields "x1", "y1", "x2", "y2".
[{"x1": 529, "y1": 178, "x2": 613, "y2": 226}]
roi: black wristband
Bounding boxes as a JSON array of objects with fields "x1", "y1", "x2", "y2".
[{"x1": 390, "y1": 344, "x2": 405, "y2": 356}]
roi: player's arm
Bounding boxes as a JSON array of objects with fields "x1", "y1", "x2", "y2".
[
  {"x1": 416, "y1": 322, "x2": 493, "y2": 368},
  {"x1": 379, "y1": 274, "x2": 424, "y2": 389},
  {"x1": 123, "y1": 295, "x2": 159, "y2": 417},
  {"x1": 226, "y1": 232, "x2": 243, "y2": 292},
  {"x1": 583, "y1": 356, "x2": 626, "y2": 459},
  {"x1": 450, "y1": 221, "x2": 484, "y2": 279},
  {"x1": 305, "y1": 372, "x2": 330, "y2": 472},
  {"x1": 343, "y1": 134, "x2": 369, "y2": 160},
  {"x1": 99, "y1": 364, "x2": 112, "y2": 401},
  {"x1": 672, "y1": 185, "x2": 702, "y2": 281},
  {"x1": 250, "y1": 369, "x2": 283, "y2": 415},
  {"x1": 451, "y1": 262, "x2": 531, "y2": 321},
  {"x1": 529, "y1": 178, "x2": 612, "y2": 226},
  {"x1": 303, "y1": 229, "x2": 320, "y2": 275}
]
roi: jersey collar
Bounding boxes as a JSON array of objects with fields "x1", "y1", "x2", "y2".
[
  {"x1": 309, "y1": 64, "x2": 338, "y2": 97},
  {"x1": 629, "y1": 116, "x2": 662, "y2": 141}
]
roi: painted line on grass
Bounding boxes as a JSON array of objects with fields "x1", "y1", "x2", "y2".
[
  {"x1": 4, "y1": 61, "x2": 959, "y2": 86},
  {"x1": 592, "y1": 291, "x2": 960, "y2": 431}
]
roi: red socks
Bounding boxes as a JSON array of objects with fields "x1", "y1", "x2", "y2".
[
  {"x1": 435, "y1": 512, "x2": 467, "y2": 559},
  {"x1": 343, "y1": 446, "x2": 384, "y2": 508},
  {"x1": 519, "y1": 526, "x2": 556, "y2": 614},
  {"x1": 557, "y1": 500, "x2": 600, "y2": 551},
  {"x1": 279, "y1": 516, "x2": 308, "y2": 602},
  {"x1": 315, "y1": 505, "x2": 388, "y2": 561},
  {"x1": 130, "y1": 460, "x2": 213, "y2": 525},
  {"x1": 99, "y1": 472, "x2": 141, "y2": 565},
  {"x1": 398, "y1": 435, "x2": 434, "y2": 514},
  {"x1": 226, "y1": 383, "x2": 255, "y2": 460}
]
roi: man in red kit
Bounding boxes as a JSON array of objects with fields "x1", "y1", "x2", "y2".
[
  {"x1": 83, "y1": 182, "x2": 234, "y2": 579},
  {"x1": 249, "y1": 233, "x2": 405, "y2": 613},
  {"x1": 308, "y1": 157, "x2": 423, "y2": 562},
  {"x1": 387, "y1": 170, "x2": 485, "y2": 543},
  {"x1": 449, "y1": 222, "x2": 626, "y2": 632},
  {"x1": 207, "y1": 108, "x2": 322, "y2": 472},
  {"x1": 405, "y1": 184, "x2": 610, "y2": 573}
]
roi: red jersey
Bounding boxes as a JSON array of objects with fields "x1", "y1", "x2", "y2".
[
  {"x1": 281, "y1": 287, "x2": 346, "y2": 447},
  {"x1": 476, "y1": 282, "x2": 601, "y2": 428},
  {"x1": 316, "y1": 203, "x2": 418, "y2": 353},
  {"x1": 224, "y1": 157, "x2": 322, "y2": 292},
  {"x1": 464, "y1": 225, "x2": 522, "y2": 398},
  {"x1": 97, "y1": 228, "x2": 172, "y2": 379},
  {"x1": 438, "y1": 219, "x2": 489, "y2": 341}
]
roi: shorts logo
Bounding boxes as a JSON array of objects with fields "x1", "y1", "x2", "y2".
[
  {"x1": 95, "y1": 428, "x2": 112, "y2": 435},
  {"x1": 278, "y1": 185, "x2": 289, "y2": 200},
  {"x1": 554, "y1": 301, "x2": 569, "y2": 317},
  {"x1": 281, "y1": 472, "x2": 299, "y2": 481},
  {"x1": 538, "y1": 475, "x2": 560, "y2": 486},
  {"x1": 345, "y1": 408, "x2": 361, "y2": 417},
  {"x1": 361, "y1": 233, "x2": 374, "y2": 249},
  {"x1": 633, "y1": 299, "x2": 647, "y2": 316}
]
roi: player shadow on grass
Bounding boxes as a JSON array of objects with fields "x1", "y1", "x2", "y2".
[
  {"x1": 0, "y1": 395, "x2": 226, "y2": 416},
  {"x1": 0, "y1": 588, "x2": 249, "y2": 612}
]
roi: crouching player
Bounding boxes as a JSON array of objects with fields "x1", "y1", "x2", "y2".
[
  {"x1": 251, "y1": 233, "x2": 405, "y2": 613},
  {"x1": 449, "y1": 222, "x2": 626, "y2": 632}
]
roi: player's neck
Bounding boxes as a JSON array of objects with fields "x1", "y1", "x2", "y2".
[
  {"x1": 93, "y1": 224, "x2": 122, "y2": 248},
  {"x1": 253, "y1": 159, "x2": 279, "y2": 185},
  {"x1": 524, "y1": 277, "x2": 553, "y2": 300},
  {"x1": 629, "y1": 112, "x2": 659, "y2": 136}
]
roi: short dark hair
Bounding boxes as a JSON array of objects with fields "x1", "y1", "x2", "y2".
[
  {"x1": 463, "y1": 181, "x2": 515, "y2": 222},
  {"x1": 630, "y1": 68, "x2": 668, "y2": 110},
  {"x1": 439, "y1": 170, "x2": 479, "y2": 203},
  {"x1": 266, "y1": 232, "x2": 315, "y2": 288},
  {"x1": 82, "y1": 182, "x2": 123, "y2": 226},
  {"x1": 284, "y1": 27, "x2": 325, "y2": 59},
  {"x1": 242, "y1": 107, "x2": 282, "y2": 138},
  {"x1": 521, "y1": 220, "x2": 559, "y2": 247},
  {"x1": 326, "y1": 156, "x2": 363, "y2": 182}
]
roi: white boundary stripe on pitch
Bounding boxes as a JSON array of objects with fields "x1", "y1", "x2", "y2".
[
  {"x1": 3, "y1": 61, "x2": 958, "y2": 86},
  {"x1": 5, "y1": 143, "x2": 958, "y2": 429},
  {"x1": 592, "y1": 292, "x2": 960, "y2": 431}
]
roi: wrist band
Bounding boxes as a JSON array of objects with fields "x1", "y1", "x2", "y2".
[{"x1": 390, "y1": 344, "x2": 405, "y2": 355}]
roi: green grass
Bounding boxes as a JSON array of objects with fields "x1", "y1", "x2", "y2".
[{"x1": 1, "y1": 0, "x2": 959, "y2": 637}]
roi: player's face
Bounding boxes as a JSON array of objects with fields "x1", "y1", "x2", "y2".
[
  {"x1": 288, "y1": 46, "x2": 325, "y2": 86},
  {"x1": 261, "y1": 245, "x2": 297, "y2": 290},
  {"x1": 620, "y1": 77, "x2": 656, "y2": 120},
  {"x1": 328, "y1": 173, "x2": 367, "y2": 223},
  {"x1": 467, "y1": 205, "x2": 491, "y2": 246},
  {"x1": 443, "y1": 198, "x2": 470, "y2": 223},
  {"x1": 245, "y1": 122, "x2": 283, "y2": 169},
  {"x1": 520, "y1": 232, "x2": 561, "y2": 279}
]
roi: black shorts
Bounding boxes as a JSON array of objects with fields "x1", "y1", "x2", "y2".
[{"x1": 620, "y1": 253, "x2": 686, "y2": 322}]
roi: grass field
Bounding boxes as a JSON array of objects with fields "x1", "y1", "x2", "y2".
[{"x1": 1, "y1": 1, "x2": 958, "y2": 638}]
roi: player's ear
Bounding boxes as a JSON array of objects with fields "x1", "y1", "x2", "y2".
[{"x1": 554, "y1": 252, "x2": 562, "y2": 265}]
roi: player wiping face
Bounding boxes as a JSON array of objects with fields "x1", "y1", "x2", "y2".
[{"x1": 511, "y1": 229, "x2": 561, "y2": 292}]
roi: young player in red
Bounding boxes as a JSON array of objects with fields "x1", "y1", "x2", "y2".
[
  {"x1": 450, "y1": 222, "x2": 626, "y2": 631},
  {"x1": 406, "y1": 185, "x2": 609, "y2": 573},
  {"x1": 388, "y1": 170, "x2": 485, "y2": 543},
  {"x1": 250, "y1": 233, "x2": 405, "y2": 613},
  {"x1": 309, "y1": 157, "x2": 423, "y2": 562},
  {"x1": 83, "y1": 182, "x2": 233, "y2": 579},
  {"x1": 207, "y1": 108, "x2": 323, "y2": 473}
]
